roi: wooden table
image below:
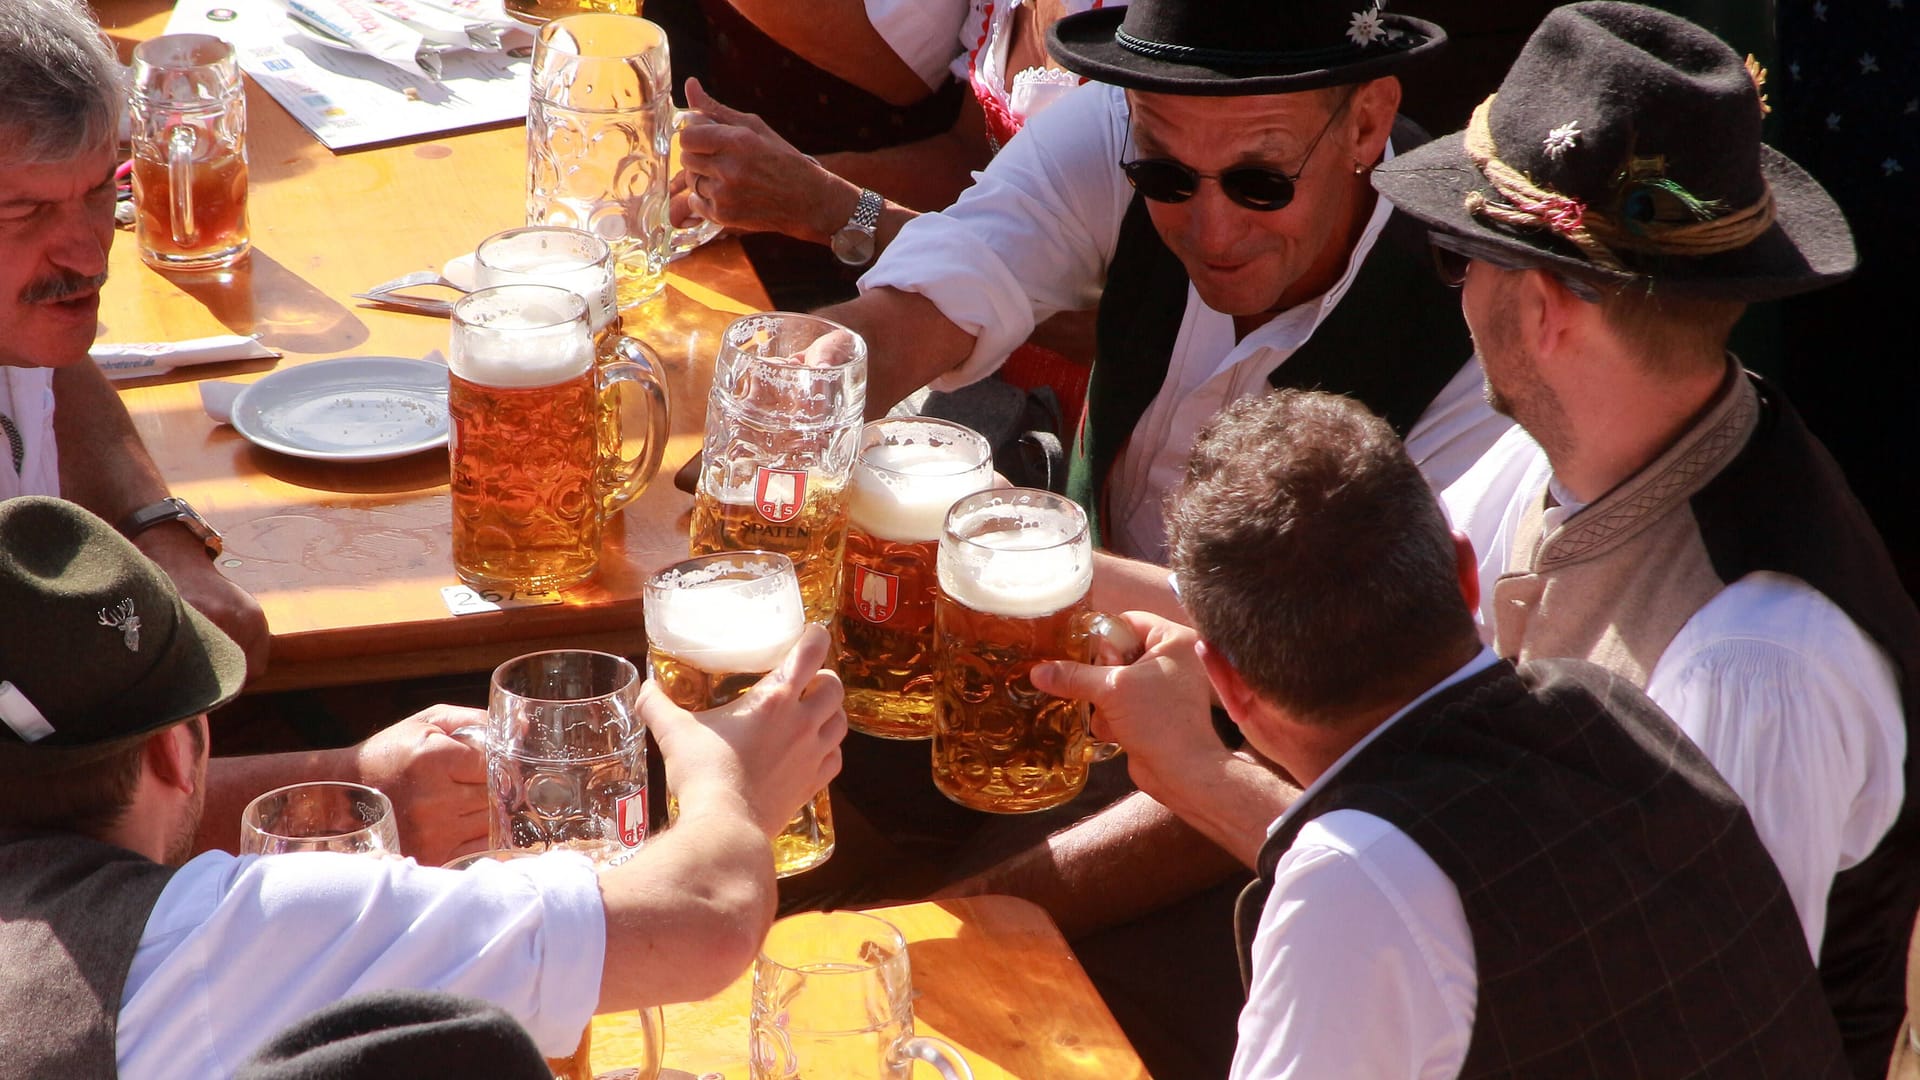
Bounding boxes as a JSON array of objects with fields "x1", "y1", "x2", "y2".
[
  {"x1": 591, "y1": 897, "x2": 1151, "y2": 1079},
  {"x1": 95, "y1": 1, "x2": 768, "y2": 693}
]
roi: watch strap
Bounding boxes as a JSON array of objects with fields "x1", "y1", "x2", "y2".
[{"x1": 121, "y1": 497, "x2": 223, "y2": 559}]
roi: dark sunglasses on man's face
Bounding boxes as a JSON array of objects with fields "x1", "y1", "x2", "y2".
[{"x1": 1119, "y1": 90, "x2": 1354, "y2": 213}]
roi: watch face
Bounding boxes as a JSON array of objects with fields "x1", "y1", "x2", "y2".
[{"x1": 832, "y1": 228, "x2": 876, "y2": 267}]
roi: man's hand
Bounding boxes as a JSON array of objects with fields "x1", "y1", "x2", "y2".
[
  {"x1": 644, "y1": 624, "x2": 846, "y2": 838},
  {"x1": 134, "y1": 525, "x2": 270, "y2": 679},
  {"x1": 673, "y1": 78, "x2": 863, "y2": 245},
  {"x1": 349, "y1": 705, "x2": 489, "y2": 867},
  {"x1": 1032, "y1": 612, "x2": 1226, "y2": 806}
]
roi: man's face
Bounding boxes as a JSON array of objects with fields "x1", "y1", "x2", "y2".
[
  {"x1": 1463, "y1": 262, "x2": 1570, "y2": 447},
  {"x1": 1127, "y1": 89, "x2": 1361, "y2": 318},
  {"x1": 0, "y1": 138, "x2": 117, "y2": 369}
]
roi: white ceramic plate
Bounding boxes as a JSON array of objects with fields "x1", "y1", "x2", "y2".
[{"x1": 230, "y1": 356, "x2": 450, "y2": 463}]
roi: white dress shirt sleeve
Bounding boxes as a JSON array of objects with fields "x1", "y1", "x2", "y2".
[
  {"x1": 1438, "y1": 423, "x2": 1553, "y2": 639},
  {"x1": 865, "y1": 0, "x2": 970, "y2": 90},
  {"x1": 1231, "y1": 810, "x2": 1476, "y2": 1080},
  {"x1": 1646, "y1": 571, "x2": 1905, "y2": 955},
  {"x1": 859, "y1": 80, "x2": 1130, "y2": 387},
  {"x1": 117, "y1": 850, "x2": 607, "y2": 1077}
]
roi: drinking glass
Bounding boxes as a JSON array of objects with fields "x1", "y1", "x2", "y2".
[
  {"x1": 931, "y1": 489, "x2": 1139, "y2": 813},
  {"x1": 749, "y1": 911, "x2": 971, "y2": 1080},
  {"x1": 507, "y1": 0, "x2": 641, "y2": 26},
  {"x1": 448, "y1": 283, "x2": 665, "y2": 593},
  {"x1": 239, "y1": 782, "x2": 399, "y2": 856},
  {"x1": 689, "y1": 312, "x2": 868, "y2": 625},
  {"x1": 644, "y1": 551, "x2": 834, "y2": 878},
  {"x1": 129, "y1": 34, "x2": 249, "y2": 270},
  {"x1": 526, "y1": 14, "x2": 720, "y2": 308},
  {"x1": 478, "y1": 650, "x2": 650, "y2": 866}
]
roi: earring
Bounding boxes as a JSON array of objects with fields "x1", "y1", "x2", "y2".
[{"x1": 1353, "y1": 161, "x2": 1369, "y2": 175}]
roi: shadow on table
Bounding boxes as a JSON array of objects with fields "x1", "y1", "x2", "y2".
[
  {"x1": 158, "y1": 248, "x2": 371, "y2": 355},
  {"x1": 238, "y1": 441, "x2": 450, "y2": 493}
]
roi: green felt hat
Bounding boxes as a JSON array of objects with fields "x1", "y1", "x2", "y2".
[{"x1": 0, "y1": 496, "x2": 245, "y2": 775}]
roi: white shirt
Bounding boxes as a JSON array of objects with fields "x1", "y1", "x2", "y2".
[
  {"x1": 0, "y1": 365, "x2": 58, "y2": 499},
  {"x1": 866, "y1": 0, "x2": 970, "y2": 90},
  {"x1": 1230, "y1": 649, "x2": 1498, "y2": 1080},
  {"x1": 1441, "y1": 424, "x2": 1907, "y2": 954},
  {"x1": 117, "y1": 849, "x2": 607, "y2": 1077},
  {"x1": 861, "y1": 81, "x2": 1509, "y2": 561},
  {"x1": 947, "y1": 0, "x2": 1108, "y2": 123}
]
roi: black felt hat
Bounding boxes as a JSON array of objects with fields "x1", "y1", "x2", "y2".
[
  {"x1": 1371, "y1": 1, "x2": 1855, "y2": 301},
  {"x1": 1049, "y1": 0, "x2": 1447, "y2": 96},
  {"x1": 235, "y1": 991, "x2": 554, "y2": 1080},
  {"x1": 0, "y1": 497, "x2": 245, "y2": 775}
]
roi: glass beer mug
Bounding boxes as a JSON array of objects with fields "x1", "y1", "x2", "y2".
[
  {"x1": 644, "y1": 552, "x2": 835, "y2": 877},
  {"x1": 690, "y1": 312, "x2": 868, "y2": 626},
  {"x1": 932, "y1": 489, "x2": 1140, "y2": 813},
  {"x1": 836, "y1": 419, "x2": 995, "y2": 740},
  {"x1": 129, "y1": 34, "x2": 249, "y2": 270},
  {"x1": 448, "y1": 284, "x2": 667, "y2": 593},
  {"x1": 526, "y1": 14, "x2": 719, "y2": 308},
  {"x1": 474, "y1": 226, "x2": 672, "y2": 509},
  {"x1": 506, "y1": 0, "x2": 640, "y2": 26}
]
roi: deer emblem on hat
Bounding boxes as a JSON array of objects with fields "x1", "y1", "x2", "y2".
[{"x1": 99, "y1": 599, "x2": 141, "y2": 653}]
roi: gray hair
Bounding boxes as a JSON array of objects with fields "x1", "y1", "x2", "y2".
[{"x1": 0, "y1": 0, "x2": 122, "y2": 164}]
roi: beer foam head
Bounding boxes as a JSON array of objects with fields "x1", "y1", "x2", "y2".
[
  {"x1": 450, "y1": 286, "x2": 593, "y2": 389},
  {"x1": 475, "y1": 230, "x2": 618, "y2": 334},
  {"x1": 850, "y1": 440, "x2": 993, "y2": 543},
  {"x1": 939, "y1": 524, "x2": 1091, "y2": 617},
  {"x1": 647, "y1": 562, "x2": 805, "y2": 673}
]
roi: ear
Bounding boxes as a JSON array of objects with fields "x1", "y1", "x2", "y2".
[
  {"x1": 1348, "y1": 77, "x2": 1401, "y2": 168},
  {"x1": 143, "y1": 716, "x2": 205, "y2": 797},
  {"x1": 1523, "y1": 269, "x2": 1592, "y2": 364},
  {"x1": 1452, "y1": 530, "x2": 1481, "y2": 615},
  {"x1": 1196, "y1": 639, "x2": 1262, "y2": 730}
]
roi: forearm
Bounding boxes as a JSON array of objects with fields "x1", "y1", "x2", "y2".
[
  {"x1": 51, "y1": 360, "x2": 168, "y2": 520},
  {"x1": 816, "y1": 287, "x2": 977, "y2": 417},
  {"x1": 1090, "y1": 550, "x2": 1191, "y2": 625},
  {"x1": 721, "y1": 0, "x2": 932, "y2": 107},
  {"x1": 816, "y1": 96, "x2": 992, "y2": 214},
  {"x1": 200, "y1": 746, "x2": 357, "y2": 854},
  {"x1": 1151, "y1": 751, "x2": 1302, "y2": 868}
]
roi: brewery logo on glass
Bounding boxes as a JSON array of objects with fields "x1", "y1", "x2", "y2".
[
  {"x1": 755, "y1": 466, "x2": 808, "y2": 524},
  {"x1": 616, "y1": 789, "x2": 646, "y2": 848},
  {"x1": 853, "y1": 565, "x2": 900, "y2": 624}
]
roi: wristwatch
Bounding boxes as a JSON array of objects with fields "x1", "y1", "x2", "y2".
[
  {"x1": 121, "y1": 497, "x2": 224, "y2": 559},
  {"x1": 830, "y1": 188, "x2": 883, "y2": 267}
]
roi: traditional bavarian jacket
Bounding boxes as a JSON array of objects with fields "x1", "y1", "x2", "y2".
[
  {"x1": 0, "y1": 831, "x2": 178, "y2": 1077},
  {"x1": 1233, "y1": 657, "x2": 1848, "y2": 1077},
  {"x1": 1443, "y1": 367, "x2": 1920, "y2": 1076}
]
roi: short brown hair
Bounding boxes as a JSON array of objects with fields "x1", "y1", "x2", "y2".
[
  {"x1": 1597, "y1": 285, "x2": 1746, "y2": 377},
  {"x1": 0, "y1": 717, "x2": 202, "y2": 837},
  {"x1": 1166, "y1": 390, "x2": 1478, "y2": 720}
]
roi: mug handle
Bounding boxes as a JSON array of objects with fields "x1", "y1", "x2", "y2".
[
  {"x1": 596, "y1": 336, "x2": 673, "y2": 515},
  {"x1": 166, "y1": 125, "x2": 199, "y2": 246},
  {"x1": 1071, "y1": 610, "x2": 1145, "y2": 762},
  {"x1": 447, "y1": 724, "x2": 488, "y2": 751},
  {"x1": 903, "y1": 1034, "x2": 974, "y2": 1080},
  {"x1": 669, "y1": 109, "x2": 725, "y2": 257}
]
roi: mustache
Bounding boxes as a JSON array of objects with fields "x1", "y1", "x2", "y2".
[{"x1": 21, "y1": 270, "x2": 108, "y2": 305}]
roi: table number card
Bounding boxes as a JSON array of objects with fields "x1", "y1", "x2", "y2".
[{"x1": 440, "y1": 584, "x2": 567, "y2": 616}]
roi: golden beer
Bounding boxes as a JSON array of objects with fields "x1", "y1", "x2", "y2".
[
  {"x1": 508, "y1": 0, "x2": 639, "y2": 23},
  {"x1": 644, "y1": 553, "x2": 835, "y2": 877},
  {"x1": 689, "y1": 480, "x2": 851, "y2": 625},
  {"x1": 836, "y1": 420, "x2": 994, "y2": 739},
  {"x1": 131, "y1": 145, "x2": 249, "y2": 267},
  {"x1": 932, "y1": 489, "x2": 1125, "y2": 813}
]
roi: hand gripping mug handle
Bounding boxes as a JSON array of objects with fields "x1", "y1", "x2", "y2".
[
  {"x1": 1072, "y1": 610, "x2": 1145, "y2": 762},
  {"x1": 669, "y1": 110, "x2": 725, "y2": 257},
  {"x1": 903, "y1": 1034, "x2": 974, "y2": 1080},
  {"x1": 166, "y1": 124, "x2": 199, "y2": 246},
  {"x1": 597, "y1": 335, "x2": 673, "y2": 514}
]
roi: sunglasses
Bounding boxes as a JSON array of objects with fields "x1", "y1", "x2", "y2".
[
  {"x1": 1119, "y1": 90, "x2": 1354, "y2": 213},
  {"x1": 1429, "y1": 230, "x2": 1604, "y2": 303}
]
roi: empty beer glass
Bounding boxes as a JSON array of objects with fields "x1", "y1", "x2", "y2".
[
  {"x1": 475, "y1": 226, "x2": 672, "y2": 510},
  {"x1": 477, "y1": 650, "x2": 650, "y2": 866},
  {"x1": 750, "y1": 911, "x2": 971, "y2": 1080},
  {"x1": 526, "y1": 14, "x2": 719, "y2": 308},
  {"x1": 448, "y1": 284, "x2": 666, "y2": 593},
  {"x1": 932, "y1": 489, "x2": 1138, "y2": 813},
  {"x1": 836, "y1": 419, "x2": 995, "y2": 739},
  {"x1": 129, "y1": 34, "x2": 249, "y2": 270},
  {"x1": 690, "y1": 313, "x2": 867, "y2": 625},
  {"x1": 240, "y1": 782, "x2": 399, "y2": 856},
  {"x1": 644, "y1": 552, "x2": 834, "y2": 877}
]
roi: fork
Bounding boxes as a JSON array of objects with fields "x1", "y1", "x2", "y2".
[{"x1": 352, "y1": 269, "x2": 468, "y2": 317}]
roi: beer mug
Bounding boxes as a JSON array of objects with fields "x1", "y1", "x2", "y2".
[
  {"x1": 749, "y1": 911, "x2": 971, "y2": 1080},
  {"x1": 129, "y1": 34, "x2": 249, "y2": 270},
  {"x1": 526, "y1": 14, "x2": 720, "y2": 309},
  {"x1": 448, "y1": 284, "x2": 666, "y2": 593},
  {"x1": 932, "y1": 489, "x2": 1138, "y2": 813},
  {"x1": 239, "y1": 782, "x2": 399, "y2": 856},
  {"x1": 475, "y1": 226, "x2": 672, "y2": 509},
  {"x1": 690, "y1": 313, "x2": 867, "y2": 625},
  {"x1": 837, "y1": 419, "x2": 995, "y2": 740},
  {"x1": 465, "y1": 649, "x2": 650, "y2": 866},
  {"x1": 644, "y1": 552, "x2": 834, "y2": 878},
  {"x1": 507, "y1": 0, "x2": 640, "y2": 26}
]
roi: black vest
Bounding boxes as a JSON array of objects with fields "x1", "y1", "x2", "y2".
[
  {"x1": 1693, "y1": 378, "x2": 1920, "y2": 1078},
  {"x1": 1235, "y1": 658, "x2": 1848, "y2": 1077},
  {"x1": 1069, "y1": 118, "x2": 1472, "y2": 541}
]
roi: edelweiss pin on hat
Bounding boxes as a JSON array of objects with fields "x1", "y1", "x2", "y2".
[
  {"x1": 0, "y1": 497, "x2": 245, "y2": 774},
  {"x1": 1049, "y1": 0, "x2": 1447, "y2": 96},
  {"x1": 1372, "y1": 1, "x2": 1856, "y2": 300}
]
